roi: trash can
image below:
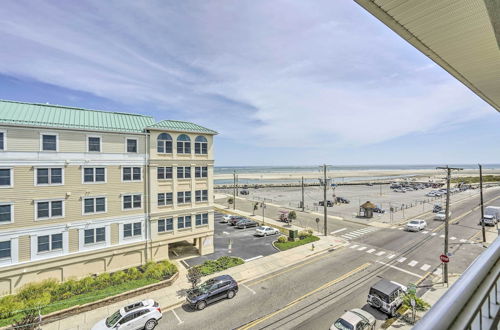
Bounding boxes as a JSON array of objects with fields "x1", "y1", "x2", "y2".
[{"x1": 289, "y1": 230, "x2": 298, "y2": 241}]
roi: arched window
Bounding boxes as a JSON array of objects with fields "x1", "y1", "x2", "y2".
[
  {"x1": 157, "y1": 133, "x2": 172, "y2": 153},
  {"x1": 177, "y1": 134, "x2": 191, "y2": 154},
  {"x1": 195, "y1": 136, "x2": 208, "y2": 154}
]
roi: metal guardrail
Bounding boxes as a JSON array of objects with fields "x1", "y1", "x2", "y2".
[{"x1": 414, "y1": 236, "x2": 499, "y2": 330}]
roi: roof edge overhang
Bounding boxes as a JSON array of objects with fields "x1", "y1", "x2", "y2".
[{"x1": 354, "y1": 0, "x2": 500, "y2": 112}]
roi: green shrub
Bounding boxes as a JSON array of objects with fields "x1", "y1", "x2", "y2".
[
  {"x1": 277, "y1": 235, "x2": 288, "y2": 243},
  {"x1": 0, "y1": 295, "x2": 23, "y2": 318},
  {"x1": 110, "y1": 271, "x2": 128, "y2": 285},
  {"x1": 196, "y1": 257, "x2": 244, "y2": 276},
  {"x1": 76, "y1": 276, "x2": 95, "y2": 295},
  {"x1": 403, "y1": 293, "x2": 429, "y2": 311},
  {"x1": 159, "y1": 260, "x2": 177, "y2": 277},
  {"x1": 17, "y1": 279, "x2": 57, "y2": 302},
  {"x1": 143, "y1": 262, "x2": 165, "y2": 280},
  {"x1": 298, "y1": 230, "x2": 312, "y2": 239},
  {"x1": 94, "y1": 273, "x2": 111, "y2": 290},
  {"x1": 126, "y1": 267, "x2": 143, "y2": 281}
]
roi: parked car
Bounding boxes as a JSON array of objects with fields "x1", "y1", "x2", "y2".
[
  {"x1": 426, "y1": 192, "x2": 436, "y2": 197},
  {"x1": 434, "y1": 210, "x2": 451, "y2": 221},
  {"x1": 228, "y1": 216, "x2": 246, "y2": 225},
  {"x1": 221, "y1": 214, "x2": 236, "y2": 223},
  {"x1": 480, "y1": 215, "x2": 496, "y2": 226},
  {"x1": 373, "y1": 205, "x2": 385, "y2": 214},
  {"x1": 319, "y1": 200, "x2": 334, "y2": 207},
  {"x1": 186, "y1": 275, "x2": 238, "y2": 310},
  {"x1": 235, "y1": 218, "x2": 258, "y2": 229},
  {"x1": 405, "y1": 219, "x2": 427, "y2": 232},
  {"x1": 92, "y1": 299, "x2": 161, "y2": 330},
  {"x1": 336, "y1": 197, "x2": 350, "y2": 204},
  {"x1": 255, "y1": 226, "x2": 280, "y2": 236},
  {"x1": 240, "y1": 189, "x2": 249, "y2": 195},
  {"x1": 367, "y1": 279, "x2": 407, "y2": 317},
  {"x1": 331, "y1": 308, "x2": 376, "y2": 330},
  {"x1": 433, "y1": 204, "x2": 442, "y2": 213}
]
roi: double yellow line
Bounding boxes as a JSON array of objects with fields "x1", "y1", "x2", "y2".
[{"x1": 238, "y1": 262, "x2": 371, "y2": 330}]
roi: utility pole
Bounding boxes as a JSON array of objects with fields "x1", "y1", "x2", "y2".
[
  {"x1": 233, "y1": 170, "x2": 236, "y2": 210},
  {"x1": 479, "y1": 164, "x2": 486, "y2": 243},
  {"x1": 236, "y1": 174, "x2": 239, "y2": 196},
  {"x1": 322, "y1": 165, "x2": 328, "y2": 236},
  {"x1": 301, "y1": 176, "x2": 305, "y2": 212},
  {"x1": 437, "y1": 166, "x2": 462, "y2": 285}
]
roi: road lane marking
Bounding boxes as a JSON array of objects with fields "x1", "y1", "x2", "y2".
[
  {"x1": 172, "y1": 309, "x2": 183, "y2": 325},
  {"x1": 376, "y1": 251, "x2": 386, "y2": 256},
  {"x1": 358, "y1": 246, "x2": 367, "y2": 251},
  {"x1": 223, "y1": 231, "x2": 230, "y2": 235},
  {"x1": 397, "y1": 257, "x2": 407, "y2": 263},
  {"x1": 387, "y1": 254, "x2": 395, "y2": 259},
  {"x1": 242, "y1": 283, "x2": 256, "y2": 295},
  {"x1": 331, "y1": 228, "x2": 347, "y2": 234},
  {"x1": 367, "y1": 249, "x2": 375, "y2": 253},
  {"x1": 408, "y1": 260, "x2": 418, "y2": 267},
  {"x1": 420, "y1": 264, "x2": 431, "y2": 271},
  {"x1": 375, "y1": 261, "x2": 421, "y2": 278},
  {"x1": 349, "y1": 245, "x2": 359, "y2": 249},
  {"x1": 238, "y1": 263, "x2": 371, "y2": 330},
  {"x1": 245, "y1": 255, "x2": 263, "y2": 262}
]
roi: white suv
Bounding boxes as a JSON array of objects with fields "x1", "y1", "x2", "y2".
[{"x1": 92, "y1": 299, "x2": 162, "y2": 330}]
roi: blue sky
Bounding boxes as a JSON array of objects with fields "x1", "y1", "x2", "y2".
[{"x1": 0, "y1": 0, "x2": 498, "y2": 166}]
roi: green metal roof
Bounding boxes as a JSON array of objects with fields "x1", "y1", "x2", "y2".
[
  {"x1": 0, "y1": 100, "x2": 217, "y2": 134},
  {"x1": 147, "y1": 120, "x2": 218, "y2": 135}
]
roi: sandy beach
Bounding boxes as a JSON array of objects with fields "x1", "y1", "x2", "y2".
[{"x1": 215, "y1": 168, "x2": 500, "y2": 182}]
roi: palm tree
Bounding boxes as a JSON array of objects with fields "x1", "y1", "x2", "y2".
[
  {"x1": 252, "y1": 202, "x2": 259, "y2": 215},
  {"x1": 227, "y1": 197, "x2": 234, "y2": 209}
]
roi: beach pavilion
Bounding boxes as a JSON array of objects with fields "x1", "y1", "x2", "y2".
[{"x1": 360, "y1": 201, "x2": 377, "y2": 218}]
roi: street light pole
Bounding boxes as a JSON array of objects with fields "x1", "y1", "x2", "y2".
[
  {"x1": 437, "y1": 166, "x2": 462, "y2": 286},
  {"x1": 301, "y1": 176, "x2": 305, "y2": 212},
  {"x1": 323, "y1": 164, "x2": 328, "y2": 236},
  {"x1": 233, "y1": 170, "x2": 236, "y2": 210},
  {"x1": 479, "y1": 164, "x2": 486, "y2": 243}
]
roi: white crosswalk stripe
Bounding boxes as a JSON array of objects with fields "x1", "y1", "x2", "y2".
[
  {"x1": 422, "y1": 231, "x2": 429, "y2": 234},
  {"x1": 366, "y1": 249, "x2": 375, "y2": 254},
  {"x1": 376, "y1": 251, "x2": 386, "y2": 256},
  {"x1": 349, "y1": 245, "x2": 359, "y2": 249},
  {"x1": 397, "y1": 257, "x2": 407, "y2": 263},
  {"x1": 358, "y1": 246, "x2": 367, "y2": 251},
  {"x1": 420, "y1": 264, "x2": 431, "y2": 271},
  {"x1": 431, "y1": 233, "x2": 437, "y2": 236},
  {"x1": 460, "y1": 239, "x2": 467, "y2": 243},
  {"x1": 341, "y1": 227, "x2": 379, "y2": 240},
  {"x1": 387, "y1": 254, "x2": 395, "y2": 259},
  {"x1": 408, "y1": 260, "x2": 418, "y2": 267},
  {"x1": 398, "y1": 227, "x2": 404, "y2": 230},
  {"x1": 450, "y1": 237, "x2": 456, "y2": 240},
  {"x1": 440, "y1": 235, "x2": 445, "y2": 238},
  {"x1": 434, "y1": 267, "x2": 442, "y2": 275}
]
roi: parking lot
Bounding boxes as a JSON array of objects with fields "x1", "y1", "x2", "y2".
[{"x1": 184, "y1": 212, "x2": 279, "y2": 267}]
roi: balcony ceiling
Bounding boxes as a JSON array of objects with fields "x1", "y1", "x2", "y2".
[{"x1": 354, "y1": 0, "x2": 500, "y2": 112}]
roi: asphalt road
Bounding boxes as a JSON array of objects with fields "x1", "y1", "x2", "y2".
[{"x1": 157, "y1": 188, "x2": 499, "y2": 329}]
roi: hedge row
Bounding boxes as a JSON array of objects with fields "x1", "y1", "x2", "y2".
[
  {"x1": 0, "y1": 260, "x2": 177, "y2": 325},
  {"x1": 195, "y1": 256, "x2": 244, "y2": 276}
]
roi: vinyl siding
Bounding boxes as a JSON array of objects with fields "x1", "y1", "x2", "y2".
[
  {"x1": 111, "y1": 223, "x2": 119, "y2": 245},
  {"x1": 18, "y1": 235, "x2": 30, "y2": 262},
  {"x1": 69, "y1": 229, "x2": 79, "y2": 253}
]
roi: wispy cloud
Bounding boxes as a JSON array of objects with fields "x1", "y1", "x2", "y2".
[{"x1": 0, "y1": 0, "x2": 492, "y2": 152}]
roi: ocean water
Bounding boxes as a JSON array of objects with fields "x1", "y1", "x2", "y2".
[{"x1": 214, "y1": 164, "x2": 500, "y2": 185}]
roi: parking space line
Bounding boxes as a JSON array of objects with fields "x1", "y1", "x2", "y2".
[
  {"x1": 375, "y1": 261, "x2": 421, "y2": 278},
  {"x1": 242, "y1": 283, "x2": 256, "y2": 295},
  {"x1": 244, "y1": 255, "x2": 263, "y2": 262},
  {"x1": 408, "y1": 260, "x2": 418, "y2": 267},
  {"x1": 172, "y1": 309, "x2": 183, "y2": 325},
  {"x1": 331, "y1": 228, "x2": 347, "y2": 234},
  {"x1": 366, "y1": 249, "x2": 375, "y2": 253}
]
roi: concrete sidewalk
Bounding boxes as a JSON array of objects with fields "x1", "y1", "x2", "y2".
[{"x1": 44, "y1": 228, "x2": 346, "y2": 329}]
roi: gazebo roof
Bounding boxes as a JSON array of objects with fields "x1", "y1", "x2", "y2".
[{"x1": 361, "y1": 201, "x2": 376, "y2": 209}]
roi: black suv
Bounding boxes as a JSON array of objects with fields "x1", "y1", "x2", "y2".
[{"x1": 186, "y1": 275, "x2": 238, "y2": 310}]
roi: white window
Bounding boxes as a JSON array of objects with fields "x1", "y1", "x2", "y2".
[
  {"x1": 126, "y1": 138, "x2": 138, "y2": 153},
  {"x1": 83, "y1": 167, "x2": 106, "y2": 183},
  {"x1": 124, "y1": 222, "x2": 142, "y2": 238},
  {"x1": 158, "y1": 218, "x2": 173, "y2": 232},
  {"x1": 0, "y1": 169, "x2": 12, "y2": 187},
  {"x1": 41, "y1": 133, "x2": 58, "y2": 151},
  {"x1": 0, "y1": 204, "x2": 13, "y2": 224},
  {"x1": 84, "y1": 227, "x2": 106, "y2": 245},
  {"x1": 122, "y1": 167, "x2": 142, "y2": 181},
  {"x1": 83, "y1": 197, "x2": 106, "y2": 214},
  {"x1": 0, "y1": 241, "x2": 11, "y2": 259},
  {"x1": 0, "y1": 131, "x2": 5, "y2": 151},
  {"x1": 36, "y1": 200, "x2": 64, "y2": 220},
  {"x1": 87, "y1": 136, "x2": 101, "y2": 152},
  {"x1": 123, "y1": 194, "x2": 142, "y2": 210},
  {"x1": 177, "y1": 216, "x2": 192, "y2": 229},
  {"x1": 177, "y1": 166, "x2": 191, "y2": 179},
  {"x1": 195, "y1": 190, "x2": 209, "y2": 202},
  {"x1": 157, "y1": 167, "x2": 173, "y2": 180},
  {"x1": 157, "y1": 192, "x2": 173, "y2": 206},
  {"x1": 177, "y1": 191, "x2": 191, "y2": 204},
  {"x1": 196, "y1": 213, "x2": 209, "y2": 226},
  {"x1": 37, "y1": 233, "x2": 63, "y2": 253},
  {"x1": 195, "y1": 136, "x2": 208, "y2": 154},
  {"x1": 36, "y1": 168, "x2": 63, "y2": 185},
  {"x1": 195, "y1": 166, "x2": 208, "y2": 178}
]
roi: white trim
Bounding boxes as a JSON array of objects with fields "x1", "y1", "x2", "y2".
[
  {"x1": 0, "y1": 237, "x2": 18, "y2": 267},
  {"x1": 0, "y1": 130, "x2": 6, "y2": 151},
  {"x1": 30, "y1": 229, "x2": 69, "y2": 262},
  {"x1": 0, "y1": 152, "x2": 147, "y2": 165},
  {"x1": 121, "y1": 193, "x2": 143, "y2": 211},
  {"x1": 81, "y1": 196, "x2": 107, "y2": 216},
  {"x1": 0, "y1": 203, "x2": 14, "y2": 225},
  {"x1": 0, "y1": 167, "x2": 13, "y2": 188},
  {"x1": 121, "y1": 166, "x2": 143, "y2": 183},
  {"x1": 34, "y1": 166, "x2": 65, "y2": 186},
  {"x1": 81, "y1": 166, "x2": 107, "y2": 184},
  {"x1": 79, "y1": 223, "x2": 110, "y2": 252},
  {"x1": 34, "y1": 198, "x2": 65, "y2": 221},
  {"x1": 39, "y1": 132, "x2": 59, "y2": 152},
  {"x1": 125, "y1": 137, "x2": 138, "y2": 153},
  {"x1": 86, "y1": 134, "x2": 102, "y2": 153}
]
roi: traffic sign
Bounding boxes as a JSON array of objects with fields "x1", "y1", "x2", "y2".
[{"x1": 440, "y1": 254, "x2": 450, "y2": 263}]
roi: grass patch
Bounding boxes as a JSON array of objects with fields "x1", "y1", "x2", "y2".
[
  {"x1": 196, "y1": 256, "x2": 244, "y2": 276},
  {"x1": 274, "y1": 235, "x2": 320, "y2": 251},
  {"x1": 451, "y1": 175, "x2": 500, "y2": 184}
]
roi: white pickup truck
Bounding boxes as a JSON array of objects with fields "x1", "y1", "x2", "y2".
[{"x1": 484, "y1": 206, "x2": 500, "y2": 223}]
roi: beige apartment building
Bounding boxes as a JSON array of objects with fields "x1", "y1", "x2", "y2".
[{"x1": 0, "y1": 100, "x2": 216, "y2": 294}]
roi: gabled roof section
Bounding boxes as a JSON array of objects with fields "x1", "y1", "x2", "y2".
[
  {"x1": 0, "y1": 99, "x2": 155, "y2": 133},
  {"x1": 147, "y1": 120, "x2": 218, "y2": 135}
]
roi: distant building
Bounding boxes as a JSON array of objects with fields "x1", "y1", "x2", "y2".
[{"x1": 0, "y1": 99, "x2": 216, "y2": 294}]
